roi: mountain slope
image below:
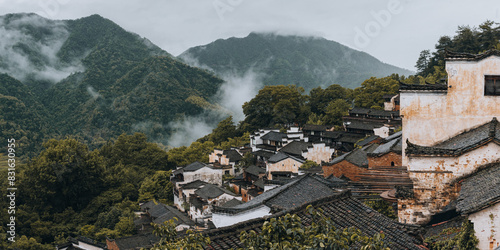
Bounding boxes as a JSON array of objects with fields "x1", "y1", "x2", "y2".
[
  {"x1": 0, "y1": 13, "x2": 223, "y2": 155},
  {"x1": 180, "y1": 32, "x2": 413, "y2": 90}
]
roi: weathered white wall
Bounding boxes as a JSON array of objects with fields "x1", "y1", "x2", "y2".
[
  {"x1": 212, "y1": 205, "x2": 271, "y2": 228},
  {"x1": 183, "y1": 167, "x2": 222, "y2": 186},
  {"x1": 399, "y1": 55, "x2": 500, "y2": 225},
  {"x1": 469, "y1": 202, "x2": 500, "y2": 250},
  {"x1": 267, "y1": 158, "x2": 302, "y2": 180},
  {"x1": 399, "y1": 143, "x2": 500, "y2": 224},
  {"x1": 374, "y1": 126, "x2": 390, "y2": 138},
  {"x1": 302, "y1": 143, "x2": 335, "y2": 164},
  {"x1": 401, "y1": 56, "x2": 500, "y2": 166}
]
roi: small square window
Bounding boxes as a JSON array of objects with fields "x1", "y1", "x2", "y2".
[{"x1": 485, "y1": 75, "x2": 500, "y2": 95}]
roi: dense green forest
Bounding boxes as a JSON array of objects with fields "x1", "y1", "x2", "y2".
[
  {"x1": 179, "y1": 32, "x2": 413, "y2": 91},
  {"x1": 0, "y1": 13, "x2": 223, "y2": 158}
]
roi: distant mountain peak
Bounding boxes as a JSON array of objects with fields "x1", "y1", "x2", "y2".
[{"x1": 180, "y1": 32, "x2": 412, "y2": 90}]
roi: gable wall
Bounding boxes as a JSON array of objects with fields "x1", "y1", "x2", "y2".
[
  {"x1": 183, "y1": 167, "x2": 222, "y2": 186},
  {"x1": 302, "y1": 143, "x2": 335, "y2": 164}
]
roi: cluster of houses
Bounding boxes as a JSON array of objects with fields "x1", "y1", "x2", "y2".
[{"x1": 60, "y1": 50, "x2": 500, "y2": 250}]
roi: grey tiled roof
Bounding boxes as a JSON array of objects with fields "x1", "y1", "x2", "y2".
[
  {"x1": 195, "y1": 184, "x2": 237, "y2": 200},
  {"x1": 245, "y1": 165, "x2": 265, "y2": 176},
  {"x1": 251, "y1": 150, "x2": 276, "y2": 159},
  {"x1": 223, "y1": 149, "x2": 242, "y2": 162},
  {"x1": 206, "y1": 191, "x2": 423, "y2": 250},
  {"x1": 384, "y1": 131, "x2": 402, "y2": 142},
  {"x1": 369, "y1": 137, "x2": 402, "y2": 157},
  {"x1": 213, "y1": 174, "x2": 341, "y2": 214},
  {"x1": 180, "y1": 180, "x2": 208, "y2": 190},
  {"x1": 457, "y1": 163, "x2": 500, "y2": 214},
  {"x1": 357, "y1": 135, "x2": 380, "y2": 147},
  {"x1": 328, "y1": 144, "x2": 379, "y2": 167},
  {"x1": 221, "y1": 198, "x2": 243, "y2": 208},
  {"x1": 268, "y1": 152, "x2": 305, "y2": 164},
  {"x1": 406, "y1": 118, "x2": 500, "y2": 156},
  {"x1": 399, "y1": 82, "x2": 448, "y2": 91},
  {"x1": 445, "y1": 49, "x2": 500, "y2": 61},
  {"x1": 278, "y1": 141, "x2": 312, "y2": 156},
  {"x1": 344, "y1": 119, "x2": 385, "y2": 131},
  {"x1": 261, "y1": 131, "x2": 287, "y2": 141},
  {"x1": 183, "y1": 161, "x2": 208, "y2": 172},
  {"x1": 152, "y1": 205, "x2": 195, "y2": 226}
]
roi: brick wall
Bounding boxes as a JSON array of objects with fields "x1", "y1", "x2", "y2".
[
  {"x1": 322, "y1": 161, "x2": 369, "y2": 181},
  {"x1": 368, "y1": 152, "x2": 402, "y2": 169}
]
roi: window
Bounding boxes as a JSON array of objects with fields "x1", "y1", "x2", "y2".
[{"x1": 485, "y1": 75, "x2": 500, "y2": 95}]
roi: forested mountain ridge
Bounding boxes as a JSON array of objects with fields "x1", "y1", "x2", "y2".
[
  {"x1": 179, "y1": 32, "x2": 413, "y2": 90},
  {"x1": 0, "y1": 13, "x2": 223, "y2": 156}
]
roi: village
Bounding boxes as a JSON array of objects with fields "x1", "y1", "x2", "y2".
[{"x1": 57, "y1": 50, "x2": 500, "y2": 250}]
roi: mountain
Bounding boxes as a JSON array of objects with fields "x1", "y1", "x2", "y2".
[
  {"x1": 0, "y1": 13, "x2": 223, "y2": 156},
  {"x1": 179, "y1": 32, "x2": 413, "y2": 90}
]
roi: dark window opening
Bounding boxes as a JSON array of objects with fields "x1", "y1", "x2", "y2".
[
  {"x1": 391, "y1": 161, "x2": 395, "y2": 166},
  {"x1": 485, "y1": 75, "x2": 500, "y2": 96}
]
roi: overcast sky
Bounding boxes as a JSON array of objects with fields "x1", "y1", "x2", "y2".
[{"x1": 1, "y1": 0, "x2": 499, "y2": 71}]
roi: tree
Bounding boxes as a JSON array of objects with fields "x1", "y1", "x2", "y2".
[
  {"x1": 415, "y1": 50, "x2": 431, "y2": 76},
  {"x1": 353, "y1": 76, "x2": 399, "y2": 109},
  {"x1": 138, "y1": 170, "x2": 174, "y2": 203},
  {"x1": 241, "y1": 85, "x2": 307, "y2": 131},
  {"x1": 167, "y1": 140, "x2": 215, "y2": 166},
  {"x1": 208, "y1": 116, "x2": 237, "y2": 145},
  {"x1": 151, "y1": 220, "x2": 210, "y2": 250},
  {"x1": 10, "y1": 235, "x2": 53, "y2": 250},
  {"x1": 456, "y1": 220, "x2": 479, "y2": 250},
  {"x1": 309, "y1": 84, "x2": 351, "y2": 115},
  {"x1": 324, "y1": 99, "x2": 350, "y2": 126},
  {"x1": 20, "y1": 138, "x2": 105, "y2": 212}
]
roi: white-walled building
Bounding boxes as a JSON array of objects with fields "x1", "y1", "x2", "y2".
[{"x1": 399, "y1": 50, "x2": 500, "y2": 249}]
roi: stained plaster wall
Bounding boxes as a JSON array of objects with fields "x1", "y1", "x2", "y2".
[
  {"x1": 469, "y1": 202, "x2": 500, "y2": 250},
  {"x1": 399, "y1": 55, "x2": 500, "y2": 225},
  {"x1": 401, "y1": 56, "x2": 500, "y2": 166},
  {"x1": 302, "y1": 143, "x2": 335, "y2": 164},
  {"x1": 266, "y1": 158, "x2": 302, "y2": 180}
]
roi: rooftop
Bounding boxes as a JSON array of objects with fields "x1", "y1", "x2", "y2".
[
  {"x1": 223, "y1": 149, "x2": 242, "y2": 162},
  {"x1": 406, "y1": 117, "x2": 500, "y2": 156},
  {"x1": 399, "y1": 82, "x2": 448, "y2": 92},
  {"x1": 278, "y1": 140, "x2": 312, "y2": 157},
  {"x1": 327, "y1": 144, "x2": 379, "y2": 168},
  {"x1": 205, "y1": 191, "x2": 423, "y2": 250},
  {"x1": 267, "y1": 151, "x2": 305, "y2": 164},
  {"x1": 456, "y1": 163, "x2": 500, "y2": 214},
  {"x1": 195, "y1": 183, "x2": 238, "y2": 200},
  {"x1": 445, "y1": 49, "x2": 500, "y2": 61},
  {"x1": 152, "y1": 205, "x2": 195, "y2": 226},
  {"x1": 368, "y1": 136, "x2": 402, "y2": 157},
  {"x1": 244, "y1": 165, "x2": 265, "y2": 176},
  {"x1": 213, "y1": 174, "x2": 341, "y2": 215},
  {"x1": 261, "y1": 131, "x2": 287, "y2": 141}
]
